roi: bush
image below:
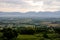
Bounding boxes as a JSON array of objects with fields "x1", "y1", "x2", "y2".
[{"x1": 2, "y1": 28, "x2": 18, "y2": 40}]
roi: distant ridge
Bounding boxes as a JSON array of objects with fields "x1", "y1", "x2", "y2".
[{"x1": 0, "y1": 11, "x2": 60, "y2": 18}]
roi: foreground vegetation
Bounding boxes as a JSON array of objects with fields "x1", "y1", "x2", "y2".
[{"x1": 0, "y1": 26, "x2": 60, "y2": 40}]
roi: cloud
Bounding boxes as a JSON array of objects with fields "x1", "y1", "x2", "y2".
[{"x1": 0, "y1": 0, "x2": 60, "y2": 12}]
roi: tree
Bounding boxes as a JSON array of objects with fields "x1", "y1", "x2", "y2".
[
  {"x1": 54, "y1": 27, "x2": 60, "y2": 34},
  {"x1": 2, "y1": 28, "x2": 18, "y2": 40},
  {"x1": 43, "y1": 33, "x2": 48, "y2": 38}
]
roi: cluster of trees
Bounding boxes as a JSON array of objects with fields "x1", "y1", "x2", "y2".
[
  {"x1": 16, "y1": 26, "x2": 60, "y2": 34},
  {"x1": 0, "y1": 28, "x2": 18, "y2": 40}
]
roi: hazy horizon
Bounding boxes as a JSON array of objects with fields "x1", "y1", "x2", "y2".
[
  {"x1": 0, "y1": 0, "x2": 60, "y2": 18},
  {"x1": 0, "y1": 11, "x2": 60, "y2": 18}
]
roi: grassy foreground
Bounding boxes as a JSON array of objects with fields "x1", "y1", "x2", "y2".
[
  {"x1": 17, "y1": 34, "x2": 42, "y2": 40},
  {"x1": 16, "y1": 33, "x2": 60, "y2": 40}
]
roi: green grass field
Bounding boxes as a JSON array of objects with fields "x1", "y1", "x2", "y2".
[
  {"x1": 16, "y1": 34, "x2": 44, "y2": 40},
  {"x1": 16, "y1": 33, "x2": 60, "y2": 40},
  {"x1": 17, "y1": 35, "x2": 39, "y2": 40}
]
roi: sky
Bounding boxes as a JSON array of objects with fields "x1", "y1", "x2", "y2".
[{"x1": 0, "y1": 0, "x2": 60, "y2": 12}]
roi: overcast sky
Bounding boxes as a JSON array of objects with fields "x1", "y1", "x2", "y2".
[{"x1": 0, "y1": 0, "x2": 60, "y2": 12}]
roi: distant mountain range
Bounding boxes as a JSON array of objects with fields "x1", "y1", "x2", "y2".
[{"x1": 0, "y1": 11, "x2": 60, "y2": 18}]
